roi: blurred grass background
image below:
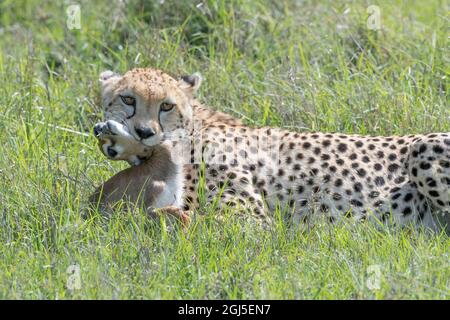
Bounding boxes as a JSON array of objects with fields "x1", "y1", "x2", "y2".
[{"x1": 0, "y1": 0, "x2": 448, "y2": 299}]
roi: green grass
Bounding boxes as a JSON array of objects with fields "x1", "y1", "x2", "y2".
[{"x1": 0, "y1": 0, "x2": 449, "y2": 299}]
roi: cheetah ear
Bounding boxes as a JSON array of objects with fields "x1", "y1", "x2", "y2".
[
  {"x1": 99, "y1": 70, "x2": 121, "y2": 86},
  {"x1": 179, "y1": 72, "x2": 202, "y2": 96}
]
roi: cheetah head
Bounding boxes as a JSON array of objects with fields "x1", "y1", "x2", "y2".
[{"x1": 98, "y1": 67, "x2": 201, "y2": 149}]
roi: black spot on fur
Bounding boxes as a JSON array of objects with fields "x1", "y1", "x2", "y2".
[
  {"x1": 418, "y1": 144, "x2": 427, "y2": 154},
  {"x1": 428, "y1": 190, "x2": 439, "y2": 197},
  {"x1": 337, "y1": 143, "x2": 348, "y2": 152},
  {"x1": 403, "y1": 207, "x2": 412, "y2": 215},
  {"x1": 332, "y1": 193, "x2": 342, "y2": 200},
  {"x1": 432, "y1": 145, "x2": 444, "y2": 154},
  {"x1": 403, "y1": 193, "x2": 413, "y2": 202},
  {"x1": 426, "y1": 177, "x2": 437, "y2": 187},
  {"x1": 369, "y1": 191, "x2": 380, "y2": 198},
  {"x1": 419, "y1": 162, "x2": 431, "y2": 170},
  {"x1": 353, "y1": 182, "x2": 363, "y2": 192},
  {"x1": 388, "y1": 163, "x2": 400, "y2": 172},
  {"x1": 350, "y1": 199, "x2": 363, "y2": 207},
  {"x1": 357, "y1": 168, "x2": 367, "y2": 177},
  {"x1": 374, "y1": 177, "x2": 385, "y2": 186},
  {"x1": 374, "y1": 163, "x2": 383, "y2": 171}
]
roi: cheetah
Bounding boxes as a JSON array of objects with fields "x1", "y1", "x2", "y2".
[{"x1": 92, "y1": 67, "x2": 450, "y2": 230}]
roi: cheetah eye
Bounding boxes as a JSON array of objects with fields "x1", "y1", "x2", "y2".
[
  {"x1": 160, "y1": 102, "x2": 175, "y2": 112},
  {"x1": 120, "y1": 95, "x2": 136, "y2": 106}
]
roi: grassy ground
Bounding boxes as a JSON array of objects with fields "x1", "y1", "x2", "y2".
[{"x1": 0, "y1": 0, "x2": 448, "y2": 299}]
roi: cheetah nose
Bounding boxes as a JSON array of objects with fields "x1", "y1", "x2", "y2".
[{"x1": 135, "y1": 126, "x2": 155, "y2": 139}]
